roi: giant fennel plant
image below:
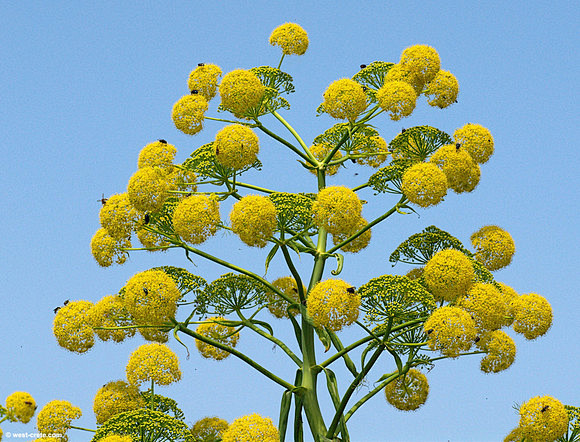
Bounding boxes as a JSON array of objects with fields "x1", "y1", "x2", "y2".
[{"x1": 1, "y1": 22, "x2": 577, "y2": 442}]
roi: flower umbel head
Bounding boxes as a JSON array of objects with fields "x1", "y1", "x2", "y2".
[
  {"x1": 322, "y1": 78, "x2": 367, "y2": 121},
  {"x1": 191, "y1": 416, "x2": 229, "y2": 442},
  {"x1": 91, "y1": 228, "x2": 130, "y2": 267},
  {"x1": 477, "y1": 330, "x2": 516, "y2": 373},
  {"x1": 138, "y1": 140, "x2": 177, "y2": 170},
  {"x1": 266, "y1": 276, "x2": 303, "y2": 319},
  {"x1": 376, "y1": 81, "x2": 417, "y2": 121},
  {"x1": 172, "y1": 93, "x2": 208, "y2": 135},
  {"x1": 458, "y1": 283, "x2": 506, "y2": 332},
  {"x1": 230, "y1": 195, "x2": 277, "y2": 248},
  {"x1": 425, "y1": 70, "x2": 459, "y2": 109},
  {"x1": 269, "y1": 23, "x2": 309, "y2": 55},
  {"x1": 384, "y1": 369, "x2": 429, "y2": 411},
  {"x1": 53, "y1": 300, "x2": 95, "y2": 353},
  {"x1": 519, "y1": 396, "x2": 569, "y2": 442},
  {"x1": 127, "y1": 166, "x2": 171, "y2": 213},
  {"x1": 172, "y1": 195, "x2": 221, "y2": 245},
  {"x1": 399, "y1": 44, "x2": 441, "y2": 85},
  {"x1": 308, "y1": 143, "x2": 343, "y2": 176},
  {"x1": 36, "y1": 400, "x2": 82, "y2": 442},
  {"x1": 126, "y1": 343, "x2": 181, "y2": 386},
  {"x1": 424, "y1": 306, "x2": 477, "y2": 357},
  {"x1": 331, "y1": 216, "x2": 372, "y2": 253},
  {"x1": 401, "y1": 162, "x2": 448, "y2": 207},
  {"x1": 5, "y1": 391, "x2": 36, "y2": 423},
  {"x1": 454, "y1": 123, "x2": 494, "y2": 164},
  {"x1": 510, "y1": 293, "x2": 553, "y2": 339},
  {"x1": 423, "y1": 249, "x2": 474, "y2": 302},
  {"x1": 429, "y1": 144, "x2": 480, "y2": 194},
  {"x1": 195, "y1": 317, "x2": 240, "y2": 361},
  {"x1": 213, "y1": 124, "x2": 260, "y2": 170},
  {"x1": 93, "y1": 380, "x2": 145, "y2": 425},
  {"x1": 188, "y1": 63, "x2": 223, "y2": 101},
  {"x1": 307, "y1": 279, "x2": 360, "y2": 332},
  {"x1": 221, "y1": 413, "x2": 279, "y2": 442},
  {"x1": 99, "y1": 193, "x2": 138, "y2": 240},
  {"x1": 219, "y1": 69, "x2": 265, "y2": 118},
  {"x1": 89, "y1": 295, "x2": 135, "y2": 343},
  {"x1": 471, "y1": 225, "x2": 515, "y2": 271},
  {"x1": 312, "y1": 186, "x2": 362, "y2": 235}
]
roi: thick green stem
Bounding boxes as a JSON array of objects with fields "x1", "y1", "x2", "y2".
[
  {"x1": 70, "y1": 425, "x2": 97, "y2": 433},
  {"x1": 227, "y1": 180, "x2": 277, "y2": 194},
  {"x1": 344, "y1": 372, "x2": 399, "y2": 422},
  {"x1": 271, "y1": 110, "x2": 318, "y2": 164},
  {"x1": 255, "y1": 121, "x2": 315, "y2": 165}
]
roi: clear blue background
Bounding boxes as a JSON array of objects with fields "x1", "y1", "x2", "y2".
[{"x1": 1, "y1": 1, "x2": 578, "y2": 441}]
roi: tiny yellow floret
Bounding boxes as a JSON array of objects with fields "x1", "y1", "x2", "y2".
[
  {"x1": 99, "y1": 193, "x2": 137, "y2": 240},
  {"x1": 138, "y1": 140, "x2": 177, "y2": 170},
  {"x1": 90, "y1": 228, "x2": 130, "y2": 267},
  {"x1": 127, "y1": 166, "x2": 171, "y2": 213}
]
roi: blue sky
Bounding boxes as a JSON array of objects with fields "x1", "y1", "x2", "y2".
[{"x1": 0, "y1": 1, "x2": 578, "y2": 441}]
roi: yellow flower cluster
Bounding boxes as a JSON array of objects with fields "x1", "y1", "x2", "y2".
[
  {"x1": 471, "y1": 225, "x2": 516, "y2": 271},
  {"x1": 269, "y1": 23, "x2": 309, "y2": 55},
  {"x1": 424, "y1": 306, "x2": 477, "y2": 358},
  {"x1": 306, "y1": 279, "x2": 360, "y2": 332},
  {"x1": 406, "y1": 267, "x2": 424, "y2": 280},
  {"x1": 93, "y1": 380, "x2": 144, "y2": 424},
  {"x1": 100, "y1": 436, "x2": 134, "y2": 442},
  {"x1": 458, "y1": 283, "x2": 506, "y2": 332},
  {"x1": 376, "y1": 81, "x2": 417, "y2": 121},
  {"x1": 127, "y1": 166, "x2": 171, "y2": 213},
  {"x1": 518, "y1": 396, "x2": 569, "y2": 441},
  {"x1": 230, "y1": 195, "x2": 277, "y2": 248},
  {"x1": 36, "y1": 400, "x2": 82, "y2": 442},
  {"x1": 172, "y1": 195, "x2": 221, "y2": 245},
  {"x1": 331, "y1": 217, "x2": 372, "y2": 253},
  {"x1": 213, "y1": 124, "x2": 260, "y2": 170},
  {"x1": 90, "y1": 296, "x2": 134, "y2": 343},
  {"x1": 99, "y1": 193, "x2": 137, "y2": 240},
  {"x1": 53, "y1": 300, "x2": 95, "y2": 353},
  {"x1": 425, "y1": 70, "x2": 459, "y2": 108},
  {"x1": 221, "y1": 414, "x2": 279, "y2": 442},
  {"x1": 90, "y1": 228, "x2": 130, "y2": 267},
  {"x1": 384, "y1": 369, "x2": 429, "y2": 411},
  {"x1": 478, "y1": 330, "x2": 516, "y2": 373},
  {"x1": 498, "y1": 282, "x2": 519, "y2": 326},
  {"x1": 385, "y1": 64, "x2": 424, "y2": 95},
  {"x1": 195, "y1": 317, "x2": 240, "y2": 361},
  {"x1": 454, "y1": 123, "x2": 494, "y2": 164},
  {"x1": 188, "y1": 63, "x2": 223, "y2": 101},
  {"x1": 191, "y1": 416, "x2": 229, "y2": 442},
  {"x1": 138, "y1": 327, "x2": 169, "y2": 344},
  {"x1": 322, "y1": 78, "x2": 367, "y2": 121},
  {"x1": 172, "y1": 93, "x2": 208, "y2": 135},
  {"x1": 401, "y1": 162, "x2": 448, "y2": 207},
  {"x1": 510, "y1": 293, "x2": 553, "y2": 339},
  {"x1": 126, "y1": 343, "x2": 181, "y2": 386},
  {"x1": 352, "y1": 135, "x2": 388, "y2": 168},
  {"x1": 308, "y1": 143, "x2": 343, "y2": 176},
  {"x1": 136, "y1": 226, "x2": 170, "y2": 251},
  {"x1": 423, "y1": 249, "x2": 474, "y2": 301},
  {"x1": 430, "y1": 144, "x2": 480, "y2": 193},
  {"x1": 137, "y1": 140, "x2": 177, "y2": 170},
  {"x1": 219, "y1": 69, "x2": 265, "y2": 118},
  {"x1": 5, "y1": 391, "x2": 36, "y2": 423},
  {"x1": 312, "y1": 186, "x2": 362, "y2": 235},
  {"x1": 399, "y1": 45, "x2": 441, "y2": 86},
  {"x1": 266, "y1": 276, "x2": 302, "y2": 319}
]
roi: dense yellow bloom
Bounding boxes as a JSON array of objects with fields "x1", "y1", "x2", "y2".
[
  {"x1": 312, "y1": 186, "x2": 362, "y2": 235},
  {"x1": 424, "y1": 249, "x2": 474, "y2": 301},
  {"x1": 126, "y1": 343, "x2": 181, "y2": 386},
  {"x1": 137, "y1": 140, "x2": 177, "y2": 170},
  {"x1": 172, "y1": 93, "x2": 208, "y2": 135},
  {"x1": 195, "y1": 317, "x2": 240, "y2": 361},
  {"x1": 172, "y1": 195, "x2": 221, "y2": 244},
  {"x1": 519, "y1": 396, "x2": 568, "y2": 441},
  {"x1": 219, "y1": 69, "x2": 265, "y2": 118},
  {"x1": 123, "y1": 270, "x2": 180, "y2": 325},
  {"x1": 127, "y1": 166, "x2": 171, "y2": 213},
  {"x1": 385, "y1": 63, "x2": 424, "y2": 95},
  {"x1": 53, "y1": 300, "x2": 95, "y2": 353},
  {"x1": 191, "y1": 416, "x2": 229, "y2": 442},
  {"x1": 376, "y1": 81, "x2": 417, "y2": 121},
  {"x1": 399, "y1": 44, "x2": 441, "y2": 85},
  {"x1": 99, "y1": 193, "x2": 137, "y2": 240},
  {"x1": 510, "y1": 293, "x2": 553, "y2": 339},
  {"x1": 213, "y1": 124, "x2": 260, "y2": 170},
  {"x1": 266, "y1": 276, "x2": 302, "y2": 319},
  {"x1": 269, "y1": 23, "x2": 309, "y2": 55},
  {"x1": 221, "y1": 414, "x2": 279, "y2": 442},
  {"x1": 424, "y1": 306, "x2": 477, "y2": 357},
  {"x1": 90, "y1": 295, "x2": 135, "y2": 342},
  {"x1": 405, "y1": 267, "x2": 424, "y2": 280},
  {"x1": 322, "y1": 78, "x2": 367, "y2": 121},
  {"x1": 477, "y1": 330, "x2": 516, "y2": 373},
  {"x1": 230, "y1": 195, "x2": 277, "y2": 248},
  {"x1": 471, "y1": 225, "x2": 515, "y2": 271},
  {"x1": 136, "y1": 226, "x2": 170, "y2": 251},
  {"x1": 138, "y1": 327, "x2": 169, "y2": 343},
  {"x1": 384, "y1": 369, "x2": 429, "y2": 411},
  {"x1": 93, "y1": 380, "x2": 144, "y2": 425},
  {"x1": 401, "y1": 162, "x2": 448, "y2": 207},
  {"x1": 168, "y1": 167, "x2": 198, "y2": 195},
  {"x1": 307, "y1": 279, "x2": 360, "y2": 332},
  {"x1": 498, "y1": 282, "x2": 518, "y2": 326},
  {"x1": 425, "y1": 70, "x2": 459, "y2": 108},
  {"x1": 503, "y1": 426, "x2": 523, "y2": 442},
  {"x1": 36, "y1": 400, "x2": 82, "y2": 442},
  {"x1": 100, "y1": 436, "x2": 134, "y2": 442},
  {"x1": 454, "y1": 123, "x2": 494, "y2": 164},
  {"x1": 352, "y1": 135, "x2": 388, "y2": 168},
  {"x1": 308, "y1": 143, "x2": 343, "y2": 176},
  {"x1": 458, "y1": 283, "x2": 506, "y2": 331},
  {"x1": 188, "y1": 63, "x2": 223, "y2": 101},
  {"x1": 90, "y1": 228, "x2": 130, "y2": 267},
  {"x1": 430, "y1": 144, "x2": 480, "y2": 193},
  {"x1": 5, "y1": 391, "x2": 36, "y2": 423},
  {"x1": 331, "y1": 216, "x2": 372, "y2": 253}
]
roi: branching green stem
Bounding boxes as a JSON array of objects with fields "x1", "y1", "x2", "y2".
[{"x1": 255, "y1": 121, "x2": 315, "y2": 165}]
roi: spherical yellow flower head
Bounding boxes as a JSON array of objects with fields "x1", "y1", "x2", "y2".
[
  {"x1": 477, "y1": 330, "x2": 516, "y2": 373},
  {"x1": 307, "y1": 279, "x2": 360, "y2": 332},
  {"x1": 423, "y1": 249, "x2": 474, "y2": 302},
  {"x1": 510, "y1": 293, "x2": 553, "y2": 340},
  {"x1": 213, "y1": 124, "x2": 260, "y2": 170},
  {"x1": 5, "y1": 392, "x2": 36, "y2": 423},
  {"x1": 331, "y1": 216, "x2": 372, "y2": 253},
  {"x1": 425, "y1": 70, "x2": 459, "y2": 109},
  {"x1": 93, "y1": 380, "x2": 145, "y2": 425},
  {"x1": 123, "y1": 270, "x2": 180, "y2": 324},
  {"x1": 36, "y1": 400, "x2": 82, "y2": 442},
  {"x1": 353, "y1": 135, "x2": 388, "y2": 168},
  {"x1": 454, "y1": 123, "x2": 495, "y2": 164},
  {"x1": 188, "y1": 63, "x2": 223, "y2": 101},
  {"x1": 100, "y1": 436, "x2": 134, "y2": 442},
  {"x1": 405, "y1": 267, "x2": 424, "y2": 281},
  {"x1": 137, "y1": 140, "x2": 177, "y2": 170},
  {"x1": 308, "y1": 143, "x2": 343, "y2": 176},
  {"x1": 266, "y1": 276, "x2": 303, "y2": 319},
  {"x1": 172, "y1": 195, "x2": 221, "y2": 245},
  {"x1": 127, "y1": 166, "x2": 171, "y2": 213},
  {"x1": 219, "y1": 69, "x2": 265, "y2": 118},
  {"x1": 385, "y1": 63, "x2": 424, "y2": 95},
  {"x1": 269, "y1": 22, "x2": 309, "y2": 55},
  {"x1": 457, "y1": 283, "x2": 506, "y2": 332},
  {"x1": 384, "y1": 369, "x2": 429, "y2": 411},
  {"x1": 376, "y1": 81, "x2": 418, "y2": 121},
  {"x1": 53, "y1": 300, "x2": 95, "y2": 354},
  {"x1": 503, "y1": 426, "x2": 523, "y2": 442},
  {"x1": 471, "y1": 225, "x2": 516, "y2": 271},
  {"x1": 136, "y1": 227, "x2": 170, "y2": 251},
  {"x1": 195, "y1": 317, "x2": 240, "y2": 361},
  {"x1": 191, "y1": 416, "x2": 229, "y2": 442},
  {"x1": 519, "y1": 396, "x2": 569, "y2": 442},
  {"x1": 90, "y1": 295, "x2": 135, "y2": 343},
  {"x1": 312, "y1": 186, "x2": 362, "y2": 235},
  {"x1": 99, "y1": 193, "x2": 138, "y2": 240},
  {"x1": 91, "y1": 228, "x2": 130, "y2": 267},
  {"x1": 424, "y1": 306, "x2": 477, "y2": 357},
  {"x1": 400, "y1": 45, "x2": 441, "y2": 85},
  {"x1": 172, "y1": 93, "x2": 208, "y2": 135},
  {"x1": 498, "y1": 282, "x2": 519, "y2": 326},
  {"x1": 401, "y1": 162, "x2": 448, "y2": 207},
  {"x1": 429, "y1": 144, "x2": 480, "y2": 193},
  {"x1": 322, "y1": 78, "x2": 367, "y2": 121},
  {"x1": 126, "y1": 343, "x2": 181, "y2": 386},
  {"x1": 230, "y1": 195, "x2": 277, "y2": 248},
  {"x1": 222, "y1": 413, "x2": 279, "y2": 442}
]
